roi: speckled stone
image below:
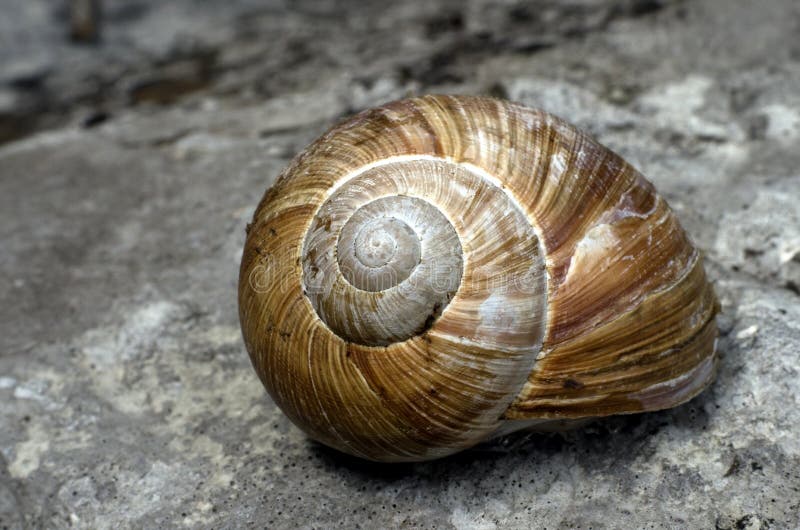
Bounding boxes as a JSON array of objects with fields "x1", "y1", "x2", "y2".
[{"x1": 1, "y1": 0, "x2": 799, "y2": 528}]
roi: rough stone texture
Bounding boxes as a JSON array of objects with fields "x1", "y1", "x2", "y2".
[{"x1": 2, "y1": 0, "x2": 800, "y2": 528}]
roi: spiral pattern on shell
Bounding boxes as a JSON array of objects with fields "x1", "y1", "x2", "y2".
[{"x1": 239, "y1": 95, "x2": 719, "y2": 462}]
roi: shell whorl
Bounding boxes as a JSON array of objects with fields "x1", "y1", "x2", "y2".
[
  {"x1": 301, "y1": 157, "x2": 546, "y2": 348},
  {"x1": 239, "y1": 95, "x2": 719, "y2": 461}
]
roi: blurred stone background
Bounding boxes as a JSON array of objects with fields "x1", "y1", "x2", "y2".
[{"x1": 1, "y1": 0, "x2": 799, "y2": 528}]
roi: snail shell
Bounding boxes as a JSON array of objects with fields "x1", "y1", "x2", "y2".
[{"x1": 238, "y1": 95, "x2": 719, "y2": 462}]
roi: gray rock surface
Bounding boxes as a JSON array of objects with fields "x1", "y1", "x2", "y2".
[{"x1": 2, "y1": 0, "x2": 800, "y2": 528}]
